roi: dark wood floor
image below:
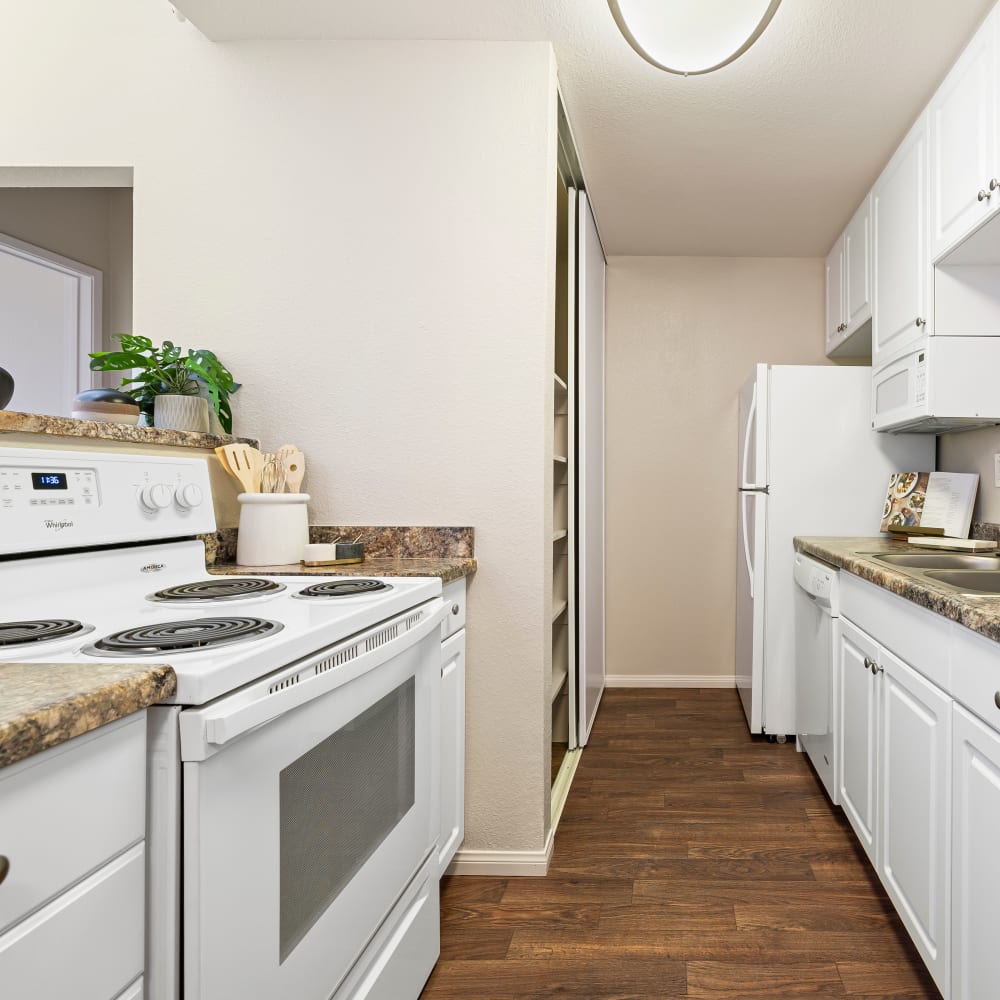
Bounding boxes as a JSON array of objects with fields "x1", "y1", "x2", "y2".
[{"x1": 421, "y1": 688, "x2": 940, "y2": 999}]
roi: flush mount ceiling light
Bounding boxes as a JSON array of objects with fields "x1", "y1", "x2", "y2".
[{"x1": 608, "y1": 0, "x2": 783, "y2": 77}]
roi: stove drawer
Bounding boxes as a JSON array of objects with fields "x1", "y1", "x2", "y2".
[{"x1": 0, "y1": 714, "x2": 146, "y2": 934}]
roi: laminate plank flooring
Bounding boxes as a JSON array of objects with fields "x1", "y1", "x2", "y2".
[{"x1": 420, "y1": 689, "x2": 940, "y2": 999}]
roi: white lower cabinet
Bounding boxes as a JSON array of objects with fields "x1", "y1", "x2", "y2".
[
  {"x1": 438, "y1": 578, "x2": 467, "y2": 875},
  {"x1": 878, "y1": 648, "x2": 951, "y2": 989},
  {"x1": 951, "y1": 704, "x2": 1000, "y2": 1000},
  {"x1": 0, "y1": 715, "x2": 147, "y2": 1000},
  {"x1": 836, "y1": 611, "x2": 950, "y2": 994},
  {"x1": 837, "y1": 618, "x2": 879, "y2": 862}
]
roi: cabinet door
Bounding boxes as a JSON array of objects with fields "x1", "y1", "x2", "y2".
[
  {"x1": 438, "y1": 630, "x2": 465, "y2": 875},
  {"x1": 825, "y1": 233, "x2": 845, "y2": 354},
  {"x1": 952, "y1": 704, "x2": 1000, "y2": 1000},
  {"x1": 873, "y1": 113, "x2": 931, "y2": 365},
  {"x1": 929, "y1": 12, "x2": 997, "y2": 260},
  {"x1": 878, "y1": 649, "x2": 951, "y2": 993},
  {"x1": 844, "y1": 195, "x2": 872, "y2": 334},
  {"x1": 837, "y1": 618, "x2": 879, "y2": 863}
]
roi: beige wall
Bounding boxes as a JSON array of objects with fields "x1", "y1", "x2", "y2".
[
  {"x1": 605, "y1": 256, "x2": 828, "y2": 683},
  {"x1": 0, "y1": 187, "x2": 133, "y2": 348},
  {"x1": 1, "y1": 2, "x2": 558, "y2": 862},
  {"x1": 938, "y1": 426, "x2": 1000, "y2": 522}
]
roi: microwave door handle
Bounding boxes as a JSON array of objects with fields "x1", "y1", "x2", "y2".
[
  {"x1": 741, "y1": 492, "x2": 754, "y2": 600},
  {"x1": 740, "y1": 382, "x2": 758, "y2": 489},
  {"x1": 185, "y1": 600, "x2": 450, "y2": 757}
]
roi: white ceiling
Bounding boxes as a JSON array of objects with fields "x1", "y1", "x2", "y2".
[{"x1": 173, "y1": 0, "x2": 996, "y2": 257}]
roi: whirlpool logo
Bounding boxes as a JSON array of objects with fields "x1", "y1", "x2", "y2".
[
  {"x1": 140, "y1": 563, "x2": 166, "y2": 574},
  {"x1": 43, "y1": 519, "x2": 74, "y2": 532}
]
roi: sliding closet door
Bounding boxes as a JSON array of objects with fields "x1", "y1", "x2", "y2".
[{"x1": 576, "y1": 191, "x2": 606, "y2": 746}]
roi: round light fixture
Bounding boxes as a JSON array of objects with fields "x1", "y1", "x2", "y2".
[{"x1": 608, "y1": 0, "x2": 782, "y2": 77}]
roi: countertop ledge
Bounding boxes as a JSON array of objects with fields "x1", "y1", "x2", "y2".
[
  {"x1": 210, "y1": 556, "x2": 477, "y2": 586},
  {"x1": 0, "y1": 410, "x2": 258, "y2": 450},
  {"x1": 795, "y1": 536, "x2": 1000, "y2": 644},
  {"x1": 0, "y1": 662, "x2": 175, "y2": 769}
]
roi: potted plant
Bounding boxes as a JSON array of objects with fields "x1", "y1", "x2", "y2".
[{"x1": 89, "y1": 335, "x2": 240, "y2": 433}]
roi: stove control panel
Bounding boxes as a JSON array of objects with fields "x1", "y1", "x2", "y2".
[{"x1": 0, "y1": 447, "x2": 216, "y2": 554}]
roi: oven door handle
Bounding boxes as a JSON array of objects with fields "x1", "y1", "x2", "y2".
[{"x1": 181, "y1": 599, "x2": 450, "y2": 759}]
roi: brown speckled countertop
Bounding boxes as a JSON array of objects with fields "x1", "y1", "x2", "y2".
[
  {"x1": 0, "y1": 662, "x2": 175, "y2": 768},
  {"x1": 795, "y1": 536, "x2": 1000, "y2": 643},
  {"x1": 210, "y1": 556, "x2": 476, "y2": 585},
  {"x1": 207, "y1": 524, "x2": 476, "y2": 585},
  {"x1": 0, "y1": 409, "x2": 258, "y2": 449}
]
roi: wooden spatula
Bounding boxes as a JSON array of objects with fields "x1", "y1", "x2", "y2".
[{"x1": 219, "y1": 443, "x2": 262, "y2": 493}]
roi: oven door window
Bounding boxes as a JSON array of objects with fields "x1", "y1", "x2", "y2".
[{"x1": 279, "y1": 677, "x2": 415, "y2": 962}]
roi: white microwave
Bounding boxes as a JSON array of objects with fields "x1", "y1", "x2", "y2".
[{"x1": 872, "y1": 336, "x2": 1000, "y2": 433}]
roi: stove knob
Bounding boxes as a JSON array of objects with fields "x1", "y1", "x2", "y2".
[
  {"x1": 139, "y1": 482, "x2": 174, "y2": 512},
  {"x1": 175, "y1": 483, "x2": 204, "y2": 510}
]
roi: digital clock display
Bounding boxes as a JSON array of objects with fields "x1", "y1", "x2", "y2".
[{"x1": 31, "y1": 472, "x2": 68, "y2": 490}]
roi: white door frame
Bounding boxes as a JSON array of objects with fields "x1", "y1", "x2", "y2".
[{"x1": 0, "y1": 231, "x2": 103, "y2": 400}]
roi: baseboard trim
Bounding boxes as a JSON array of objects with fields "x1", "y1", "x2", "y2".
[
  {"x1": 605, "y1": 674, "x2": 736, "y2": 689},
  {"x1": 447, "y1": 828, "x2": 555, "y2": 877}
]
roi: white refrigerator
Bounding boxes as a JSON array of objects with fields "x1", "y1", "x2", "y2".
[{"x1": 736, "y1": 364, "x2": 935, "y2": 736}]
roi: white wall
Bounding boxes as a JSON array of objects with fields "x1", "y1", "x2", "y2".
[
  {"x1": 1, "y1": 1, "x2": 557, "y2": 858},
  {"x1": 605, "y1": 257, "x2": 828, "y2": 683}
]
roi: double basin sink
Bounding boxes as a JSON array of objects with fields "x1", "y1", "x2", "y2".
[{"x1": 870, "y1": 552, "x2": 1000, "y2": 594}]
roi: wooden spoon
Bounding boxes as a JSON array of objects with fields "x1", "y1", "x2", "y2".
[{"x1": 280, "y1": 450, "x2": 305, "y2": 493}]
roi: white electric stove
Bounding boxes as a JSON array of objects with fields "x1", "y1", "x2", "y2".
[{"x1": 0, "y1": 447, "x2": 446, "y2": 1000}]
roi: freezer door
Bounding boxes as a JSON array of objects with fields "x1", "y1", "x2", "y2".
[
  {"x1": 736, "y1": 489, "x2": 767, "y2": 732},
  {"x1": 739, "y1": 364, "x2": 769, "y2": 489}
]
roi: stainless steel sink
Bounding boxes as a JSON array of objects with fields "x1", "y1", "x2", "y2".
[
  {"x1": 874, "y1": 553, "x2": 1000, "y2": 571},
  {"x1": 924, "y1": 570, "x2": 1000, "y2": 593}
]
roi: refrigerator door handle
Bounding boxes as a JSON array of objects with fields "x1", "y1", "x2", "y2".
[
  {"x1": 740, "y1": 491, "x2": 754, "y2": 600},
  {"x1": 740, "y1": 382, "x2": 758, "y2": 489}
]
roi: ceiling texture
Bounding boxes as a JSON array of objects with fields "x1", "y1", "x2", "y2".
[{"x1": 173, "y1": 0, "x2": 995, "y2": 257}]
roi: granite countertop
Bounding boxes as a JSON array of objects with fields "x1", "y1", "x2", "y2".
[
  {"x1": 210, "y1": 556, "x2": 476, "y2": 586},
  {"x1": 0, "y1": 662, "x2": 175, "y2": 769},
  {"x1": 0, "y1": 410, "x2": 258, "y2": 449},
  {"x1": 795, "y1": 536, "x2": 1000, "y2": 644}
]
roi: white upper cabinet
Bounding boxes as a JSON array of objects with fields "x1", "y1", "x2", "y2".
[
  {"x1": 824, "y1": 233, "x2": 845, "y2": 354},
  {"x1": 872, "y1": 112, "x2": 932, "y2": 366},
  {"x1": 929, "y1": 7, "x2": 998, "y2": 262},
  {"x1": 844, "y1": 194, "x2": 873, "y2": 334},
  {"x1": 826, "y1": 195, "x2": 872, "y2": 359}
]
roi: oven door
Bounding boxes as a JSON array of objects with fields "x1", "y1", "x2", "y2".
[{"x1": 178, "y1": 599, "x2": 447, "y2": 1000}]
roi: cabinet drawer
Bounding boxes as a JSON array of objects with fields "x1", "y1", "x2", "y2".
[
  {"x1": 441, "y1": 578, "x2": 467, "y2": 639},
  {"x1": 0, "y1": 842, "x2": 145, "y2": 1000},
  {"x1": 951, "y1": 624, "x2": 1000, "y2": 733},
  {"x1": 841, "y1": 574, "x2": 951, "y2": 691},
  {"x1": 0, "y1": 714, "x2": 146, "y2": 933}
]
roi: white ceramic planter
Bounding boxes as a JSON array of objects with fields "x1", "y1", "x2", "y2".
[
  {"x1": 153, "y1": 394, "x2": 209, "y2": 433},
  {"x1": 236, "y1": 493, "x2": 310, "y2": 566}
]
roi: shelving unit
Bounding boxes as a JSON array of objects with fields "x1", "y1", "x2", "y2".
[{"x1": 549, "y1": 125, "x2": 577, "y2": 824}]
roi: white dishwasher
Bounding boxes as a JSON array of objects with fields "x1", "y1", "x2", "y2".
[{"x1": 793, "y1": 551, "x2": 840, "y2": 805}]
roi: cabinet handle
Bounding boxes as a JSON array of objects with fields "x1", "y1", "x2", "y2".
[
  {"x1": 979, "y1": 189, "x2": 992, "y2": 202},
  {"x1": 994, "y1": 691, "x2": 1000, "y2": 711},
  {"x1": 915, "y1": 317, "x2": 926, "y2": 328},
  {"x1": 0, "y1": 855, "x2": 8, "y2": 887},
  {"x1": 871, "y1": 661, "x2": 884, "y2": 675},
  {"x1": 863, "y1": 656, "x2": 874, "y2": 671},
  {"x1": 452, "y1": 604, "x2": 460, "y2": 616},
  {"x1": 837, "y1": 323, "x2": 847, "y2": 333},
  {"x1": 990, "y1": 178, "x2": 999, "y2": 192}
]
